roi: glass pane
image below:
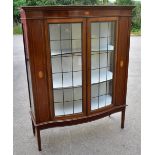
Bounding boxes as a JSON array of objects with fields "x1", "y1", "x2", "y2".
[
  {"x1": 91, "y1": 97, "x2": 98, "y2": 110},
  {"x1": 91, "y1": 84, "x2": 99, "y2": 98},
  {"x1": 74, "y1": 100, "x2": 82, "y2": 113},
  {"x1": 73, "y1": 71, "x2": 82, "y2": 86},
  {"x1": 50, "y1": 41, "x2": 61, "y2": 55},
  {"x1": 72, "y1": 40, "x2": 81, "y2": 52},
  {"x1": 72, "y1": 24, "x2": 81, "y2": 39},
  {"x1": 107, "y1": 80, "x2": 112, "y2": 95},
  {"x1": 91, "y1": 23, "x2": 99, "y2": 38},
  {"x1": 100, "y1": 53, "x2": 107, "y2": 68},
  {"x1": 107, "y1": 67, "x2": 113, "y2": 80},
  {"x1": 91, "y1": 53, "x2": 99, "y2": 69},
  {"x1": 74, "y1": 87, "x2": 82, "y2": 100},
  {"x1": 73, "y1": 55, "x2": 81, "y2": 71},
  {"x1": 108, "y1": 22, "x2": 115, "y2": 38},
  {"x1": 52, "y1": 56, "x2": 61, "y2": 73},
  {"x1": 62, "y1": 55, "x2": 72, "y2": 72},
  {"x1": 99, "y1": 82, "x2": 106, "y2": 96},
  {"x1": 64, "y1": 88, "x2": 73, "y2": 102},
  {"x1": 100, "y1": 68, "x2": 107, "y2": 82},
  {"x1": 64, "y1": 101, "x2": 73, "y2": 115},
  {"x1": 54, "y1": 89, "x2": 63, "y2": 103},
  {"x1": 100, "y1": 38, "x2": 108, "y2": 51},
  {"x1": 49, "y1": 22, "x2": 83, "y2": 116},
  {"x1": 54, "y1": 102, "x2": 64, "y2": 116},
  {"x1": 53, "y1": 73, "x2": 62, "y2": 88},
  {"x1": 91, "y1": 69, "x2": 99, "y2": 84},
  {"x1": 49, "y1": 24, "x2": 60, "y2": 40},
  {"x1": 99, "y1": 95, "x2": 106, "y2": 108},
  {"x1": 61, "y1": 24, "x2": 71, "y2": 40},
  {"x1": 91, "y1": 21, "x2": 115, "y2": 111},
  {"x1": 108, "y1": 52, "x2": 114, "y2": 66},
  {"x1": 108, "y1": 37, "x2": 114, "y2": 51},
  {"x1": 105, "y1": 95, "x2": 112, "y2": 106},
  {"x1": 61, "y1": 40, "x2": 71, "y2": 54},
  {"x1": 63, "y1": 72, "x2": 72, "y2": 88},
  {"x1": 91, "y1": 39, "x2": 99, "y2": 51},
  {"x1": 100, "y1": 22, "x2": 108, "y2": 37}
]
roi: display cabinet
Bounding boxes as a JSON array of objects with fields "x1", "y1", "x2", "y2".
[{"x1": 20, "y1": 6, "x2": 134, "y2": 151}]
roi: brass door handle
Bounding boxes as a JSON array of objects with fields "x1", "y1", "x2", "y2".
[
  {"x1": 38, "y1": 71, "x2": 44, "y2": 79},
  {"x1": 120, "y1": 60, "x2": 124, "y2": 68}
]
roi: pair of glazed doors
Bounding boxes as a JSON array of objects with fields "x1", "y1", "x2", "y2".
[{"x1": 47, "y1": 17, "x2": 118, "y2": 118}]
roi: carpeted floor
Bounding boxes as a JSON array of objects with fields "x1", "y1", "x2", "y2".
[{"x1": 13, "y1": 35, "x2": 141, "y2": 155}]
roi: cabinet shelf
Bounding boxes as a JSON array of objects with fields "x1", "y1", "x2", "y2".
[
  {"x1": 91, "y1": 45, "x2": 114, "y2": 52},
  {"x1": 51, "y1": 45, "x2": 114, "y2": 56},
  {"x1": 50, "y1": 38, "x2": 81, "y2": 42},
  {"x1": 53, "y1": 70, "x2": 112, "y2": 89},
  {"x1": 51, "y1": 51, "x2": 81, "y2": 57}
]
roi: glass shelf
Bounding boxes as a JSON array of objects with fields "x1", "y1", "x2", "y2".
[
  {"x1": 91, "y1": 45, "x2": 114, "y2": 52},
  {"x1": 52, "y1": 70, "x2": 112, "y2": 89},
  {"x1": 50, "y1": 38, "x2": 81, "y2": 41},
  {"x1": 51, "y1": 50, "x2": 81, "y2": 56},
  {"x1": 50, "y1": 45, "x2": 114, "y2": 56}
]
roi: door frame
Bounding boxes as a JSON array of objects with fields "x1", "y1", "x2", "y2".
[
  {"x1": 45, "y1": 18, "x2": 87, "y2": 120},
  {"x1": 86, "y1": 17, "x2": 119, "y2": 115}
]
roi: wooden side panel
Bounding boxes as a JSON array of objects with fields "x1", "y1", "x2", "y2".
[
  {"x1": 115, "y1": 17, "x2": 131, "y2": 106},
  {"x1": 21, "y1": 19, "x2": 36, "y2": 120},
  {"x1": 26, "y1": 19, "x2": 51, "y2": 123}
]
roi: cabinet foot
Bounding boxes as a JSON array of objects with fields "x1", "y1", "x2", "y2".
[
  {"x1": 31, "y1": 120, "x2": 35, "y2": 136},
  {"x1": 36, "y1": 128, "x2": 42, "y2": 151},
  {"x1": 121, "y1": 109, "x2": 126, "y2": 129}
]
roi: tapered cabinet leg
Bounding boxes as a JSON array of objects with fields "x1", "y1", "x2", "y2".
[
  {"x1": 121, "y1": 109, "x2": 126, "y2": 129},
  {"x1": 36, "y1": 128, "x2": 42, "y2": 151},
  {"x1": 31, "y1": 120, "x2": 35, "y2": 136}
]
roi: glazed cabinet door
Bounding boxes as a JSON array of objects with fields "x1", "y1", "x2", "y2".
[
  {"x1": 87, "y1": 17, "x2": 118, "y2": 114},
  {"x1": 46, "y1": 18, "x2": 86, "y2": 119}
]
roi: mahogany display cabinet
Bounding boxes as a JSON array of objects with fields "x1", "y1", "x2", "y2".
[{"x1": 20, "y1": 6, "x2": 134, "y2": 151}]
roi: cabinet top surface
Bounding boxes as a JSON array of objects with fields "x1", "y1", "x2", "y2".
[{"x1": 21, "y1": 5, "x2": 135, "y2": 11}]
